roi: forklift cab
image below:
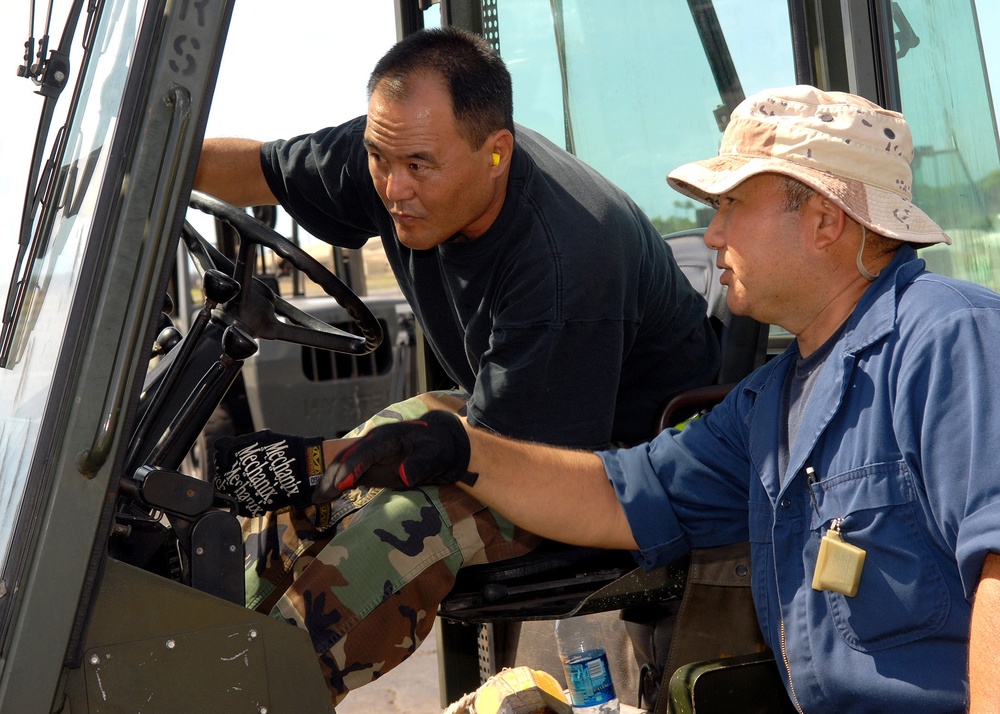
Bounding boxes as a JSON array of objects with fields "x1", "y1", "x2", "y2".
[{"x1": 0, "y1": 0, "x2": 998, "y2": 712}]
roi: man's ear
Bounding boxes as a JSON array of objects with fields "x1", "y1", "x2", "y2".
[
  {"x1": 810, "y1": 194, "x2": 849, "y2": 250},
  {"x1": 486, "y1": 129, "x2": 514, "y2": 171}
]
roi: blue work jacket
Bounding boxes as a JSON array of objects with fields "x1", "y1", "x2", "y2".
[{"x1": 602, "y1": 247, "x2": 1000, "y2": 712}]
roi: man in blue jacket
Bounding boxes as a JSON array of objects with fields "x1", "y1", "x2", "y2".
[{"x1": 327, "y1": 85, "x2": 1000, "y2": 712}]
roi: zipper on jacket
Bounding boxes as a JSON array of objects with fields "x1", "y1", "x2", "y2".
[
  {"x1": 779, "y1": 466, "x2": 817, "y2": 713},
  {"x1": 779, "y1": 618, "x2": 805, "y2": 713}
]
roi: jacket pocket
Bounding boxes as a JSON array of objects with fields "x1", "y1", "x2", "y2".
[{"x1": 810, "y1": 460, "x2": 949, "y2": 652}]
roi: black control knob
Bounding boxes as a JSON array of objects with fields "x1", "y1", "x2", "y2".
[
  {"x1": 222, "y1": 325, "x2": 258, "y2": 361},
  {"x1": 203, "y1": 269, "x2": 241, "y2": 304}
]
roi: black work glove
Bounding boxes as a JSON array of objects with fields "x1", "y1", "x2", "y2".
[
  {"x1": 315, "y1": 410, "x2": 477, "y2": 500},
  {"x1": 214, "y1": 429, "x2": 326, "y2": 517}
]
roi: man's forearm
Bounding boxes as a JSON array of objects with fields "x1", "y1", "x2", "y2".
[
  {"x1": 461, "y1": 424, "x2": 639, "y2": 551},
  {"x1": 193, "y1": 137, "x2": 277, "y2": 208},
  {"x1": 969, "y1": 551, "x2": 1000, "y2": 712}
]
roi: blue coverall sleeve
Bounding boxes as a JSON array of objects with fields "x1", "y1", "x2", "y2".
[
  {"x1": 600, "y1": 385, "x2": 755, "y2": 570},
  {"x1": 894, "y1": 300, "x2": 1000, "y2": 599}
]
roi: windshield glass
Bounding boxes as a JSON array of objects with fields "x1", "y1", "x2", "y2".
[
  {"x1": 494, "y1": 0, "x2": 1000, "y2": 347},
  {"x1": 893, "y1": 0, "x2": 1000, "y2": 290},
  {"x1": 0, "y1": 0, "x2": 135, "y2": 597},
  {"x1": 496, "y1": 0, "x2": 795, "y2": 232}
]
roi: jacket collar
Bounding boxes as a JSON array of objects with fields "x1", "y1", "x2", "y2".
[
  {"x1": 746, "y1": 244, "x2": 925, "y2": 392},
  {"x1": 837, "y1": 244, "x2": 924, "y2": 358},
  {"x1": 741, "y1": 245, "x2": 926, "y2": 497}
]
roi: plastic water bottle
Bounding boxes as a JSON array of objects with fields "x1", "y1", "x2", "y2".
[{"x1": 554, "y1": 615, "x2": 620, "y2": 714}]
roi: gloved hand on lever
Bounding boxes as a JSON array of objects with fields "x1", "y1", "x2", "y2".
[{"x1": 313, "y1": 410, "x2": 477, "y2": 502}]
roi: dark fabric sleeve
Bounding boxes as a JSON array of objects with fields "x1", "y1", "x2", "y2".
[{"x1": 259, "y1": 117, "x2": 384, "y2": 249}]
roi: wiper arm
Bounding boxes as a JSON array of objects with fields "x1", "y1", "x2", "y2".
[
  {"x1": 17, "y1": 0, "x2": 84, "y2": 100},
  {"x1": 16, "y1": 0, "x2": 89, "y2": 241},
  {"x1": 0, "y1": 0, "x2": 90, "y2": 368},
  {"x1": 17, "y1": 0, "x2": 46, "y2": 83},
  {"x1": 688, "y1": 0, "x2": 745, "y2": 132},
  {"x1": 892, "y1": 2, "x2": 920, "y2": 59}
]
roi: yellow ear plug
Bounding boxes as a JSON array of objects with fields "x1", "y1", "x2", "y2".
[{"x1": 492, "y1": 152, "x2": 501, "y2": 166}]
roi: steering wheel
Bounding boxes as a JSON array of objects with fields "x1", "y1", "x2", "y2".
[{"x1": 184, "y1": 190, "x2": 382, "y2": 354}]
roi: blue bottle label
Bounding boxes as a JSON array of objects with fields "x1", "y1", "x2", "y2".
[{"x1": 562, "y1": 649, "x2": 616, "y2": 707}]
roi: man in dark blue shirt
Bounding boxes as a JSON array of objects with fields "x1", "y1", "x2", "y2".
[{"x1": 196, "y1": 27, "x2": 719, "y2": 704}]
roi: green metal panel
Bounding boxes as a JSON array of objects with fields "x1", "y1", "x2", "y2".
[{"x1": 63, "y1": 559, "x2": 334, "y2": 714}]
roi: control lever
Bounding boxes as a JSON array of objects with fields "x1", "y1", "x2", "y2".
[
  {"x1": 144, "y1": 325, "x2": 258, "y2": 468},
  {"x1": 127, "y1": 269, "x2": 241, "y2": 472}
]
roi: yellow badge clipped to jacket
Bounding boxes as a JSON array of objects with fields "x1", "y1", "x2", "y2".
[{"x1": 812, "y1": 518, "x2": 866, "y2": 597}]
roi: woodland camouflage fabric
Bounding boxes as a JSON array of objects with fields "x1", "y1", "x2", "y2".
[{"x1": 241, "y1": 390, "x2": 541, "y2": 704}]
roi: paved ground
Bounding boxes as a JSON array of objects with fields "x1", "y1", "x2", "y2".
[{"x1": 335, "y1": 619, "x2": 445, "y2": 714}]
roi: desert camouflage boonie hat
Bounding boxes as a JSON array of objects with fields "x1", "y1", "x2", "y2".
[{"x1": 667, "y1": 85, "x2": 951, "y2": 245}]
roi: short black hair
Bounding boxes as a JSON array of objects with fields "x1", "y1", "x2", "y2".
[
  {"x1": 779, "y1": 176, "x2": 899, "y2": 253},
  {"x1": 367, "y1": 27, "x2": 515, "y2": 148},
  {"x1": 778, "y1": 175, "x2": 815, "y2": 212}
]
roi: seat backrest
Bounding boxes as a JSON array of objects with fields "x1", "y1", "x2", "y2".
[
  {"x1": 663, "y1": 229, "x2": 768, "y2": 386},
  {"x1": 664, "y1": 229, "x2": 728, "y2": 327}
]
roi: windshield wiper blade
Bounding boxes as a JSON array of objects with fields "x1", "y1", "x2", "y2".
[
  {"x1": 1, "y1": 0, "x2": 90, "y2": 368},
  {"x1": 0, "y1": 123, "x2": 68, "y2": 367}
]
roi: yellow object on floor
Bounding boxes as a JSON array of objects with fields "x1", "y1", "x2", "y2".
[{"x1": 473, "y1": 667, "x2": 571, "y2": 714}]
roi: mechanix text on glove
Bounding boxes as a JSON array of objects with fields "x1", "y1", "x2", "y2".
[{"x1": 214, "y1": 429, "x2": 325, "y2": 517}]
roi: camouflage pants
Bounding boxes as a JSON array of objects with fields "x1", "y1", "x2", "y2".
[{"x1": 241, "y1": 390, "x2": 542, "y2": 705}]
